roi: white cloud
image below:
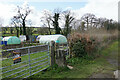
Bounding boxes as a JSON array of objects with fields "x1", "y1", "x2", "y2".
[
  {"x1": 0, "y1": 0, "x2": 119, "y2": 27},
  {"x1": 0, "y1": 3, "x2": 17, "y2": 26},
  {"x1": 72, "y1": 0, "x2": 119, "y2": 21},
  {"x1": 0, "y1": 1, "x2": 44, "y2": 27},
  {"x1": 26, "y1": 10, "x2": 43, "y2": 27}
]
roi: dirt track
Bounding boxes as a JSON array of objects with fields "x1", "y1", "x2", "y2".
[{"x1": 90, "y1": 41, "x2": 119, "y2": 78}]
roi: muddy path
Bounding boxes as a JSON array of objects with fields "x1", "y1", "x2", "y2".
[{"x1": 90, "y1": 41, "x2": 119, "y2": 78}]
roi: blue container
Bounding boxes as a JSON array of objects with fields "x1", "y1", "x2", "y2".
[
  {"x1": 4, "y1": 41, "x2": 7, "y2": 46},
  {"x1": 35, "y1": 36, "x2": 38, "y2": 39},
  {"x1": 1, "y1": 41, "x2": 3, "y2": 45}
]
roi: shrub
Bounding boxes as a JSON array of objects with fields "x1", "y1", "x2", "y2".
[
  {"x1": 69, "y1": 29, "x2": 118, "y2": 58},
  {"x1": 68, "y1": 33, "x2": 98, "y2": 57},
  {"x1": 72, "y1": 39, "x2": 87, "y2": 57}
]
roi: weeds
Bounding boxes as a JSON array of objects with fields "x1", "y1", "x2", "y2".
[{"x1": 47, "y1": 64, "x2": 69, "y2": 73}]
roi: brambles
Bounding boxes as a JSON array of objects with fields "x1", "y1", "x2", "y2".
[
  {"x1": 68, "y1": 33, "x2": 98, "y2": 57},
  {"x1": 68, "y1": 28, "x2": 118, "y2": 58}
]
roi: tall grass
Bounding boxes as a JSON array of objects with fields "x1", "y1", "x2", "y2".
[
  {"x1": 79, "y1": 28, "x2": 118, "y2": 47},
  {"x1": 85, "y1": 28, "x2": 117, "y2": 38}
]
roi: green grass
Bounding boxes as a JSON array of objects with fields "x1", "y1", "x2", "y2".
[
  {"x1": 2, "y1": 34, "x2": 16, "y2": 36},
  {"x1": 2, "y1": 51, "x2": 49, "y2": 78},
  {"x1": 27, "y1": 41, "x2": 118, "y2": 78},
  {"x1": 32, "y1": 34, "x2": 39, "y2": 36}
]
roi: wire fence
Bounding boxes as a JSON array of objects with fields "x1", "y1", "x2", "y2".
[{"x1": 1, "y1": 44, "x2": 50, "y2": 79}]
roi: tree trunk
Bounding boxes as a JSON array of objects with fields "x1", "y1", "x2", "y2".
[
  {"x1": 66, "y1": 24, "x2": 69, "y2": 37},
  {"x1": 16, "y1": 27, "x2": 19, "y2": 37},
  {"x1": 48, "y1": 21, "x2": 51, "y2": 35},
  {"x1": 23, "y1": 19, "x2": 26, "y2": 35},
  {"x1": 20, "y1": 27, "x2": 22, "y2": 35},
  {"x1": 22, "y1": 19, "x2": 29, "y2": 40},
  {"x1": 53, "y1": 13, "x2": 60, "y2": 34},
  {"x1": 17, "y1": 29, "x2": 19, "y2": 37},
  {"x1": 10, "y1": 28, "x2": 13, "y2": 34}
]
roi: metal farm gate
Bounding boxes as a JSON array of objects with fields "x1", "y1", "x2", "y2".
[{"x1": 0, "y1": 45, "x2": 50, "y2": 79}]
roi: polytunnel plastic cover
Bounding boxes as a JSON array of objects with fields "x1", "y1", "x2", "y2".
[
  {"x1": 39, "y1": 34, "x2": 67, "y2": 44},
  {"x1": 2, "y1": 36, "x2": 21, "y2": 44}
]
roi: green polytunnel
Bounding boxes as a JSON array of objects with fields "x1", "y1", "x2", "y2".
[
  {"x1": 39, "y1": 34, "x2": 67, "y2": 44},
  {"x1": 2, "y1": 36, "x2": 21, "y2": 45}
]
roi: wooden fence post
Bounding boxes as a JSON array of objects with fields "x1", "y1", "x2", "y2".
[
  {"x1": 55, "y1": 43, "x2": 59, "y2": 54},
  {"x1": 50, "y1": 41, "x2": 55, "y2": 66},
  {"x1": 56, "y1": 49, "x2": 67, "y2": 67}
]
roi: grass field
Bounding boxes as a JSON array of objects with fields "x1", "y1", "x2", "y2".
[
  {"x1": 1, "y1": 40, "x2": 118, "y2": 79},
  {"x1": 2, "y1": 51, "x2": 49, "y2": 79},
  {"x1": 27, "y1": 41, "x2": 118, "y2": 78}
]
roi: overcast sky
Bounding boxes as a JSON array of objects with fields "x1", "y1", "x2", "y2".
[{"x1": 0, "y1": 0, "x2": 119, "y2": 27}]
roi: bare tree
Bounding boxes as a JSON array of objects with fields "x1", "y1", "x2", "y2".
[
  {"x1": 81, "y1": 13, "x2": 96, "y2": 29},
  {"x1": 11, "y1": 16, "x2": 21, "y2": 37},
  {"x1": 80, "y1": 21, "x2": 85, "y2": 31},
  {"x1": 71, "y1": 19, "x2": 80, "y2": 30},
  {"x1": 41, "y1": 10, "x2": 52, "y2": 35},
  {"x1": 90, "y1": 14, "x2": 96, "y2": 27},
  {"x1": 73, "y1": 20, "x2": 85, "y2": 32},
  {"x1": 97, "y1": 18, "x2": 107, "y2": 28},
  {"x1": 16, "y1": 4, "x2": 31, "y2": 39}
]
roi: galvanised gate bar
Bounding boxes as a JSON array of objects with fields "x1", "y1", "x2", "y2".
[{"x1": 0, "y1": 44, "x2": 50, "y2": 79}]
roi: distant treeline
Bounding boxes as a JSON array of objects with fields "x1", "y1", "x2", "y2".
[{"x1": 2, "y1": 27, "x2": 55, "y2": 37}]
